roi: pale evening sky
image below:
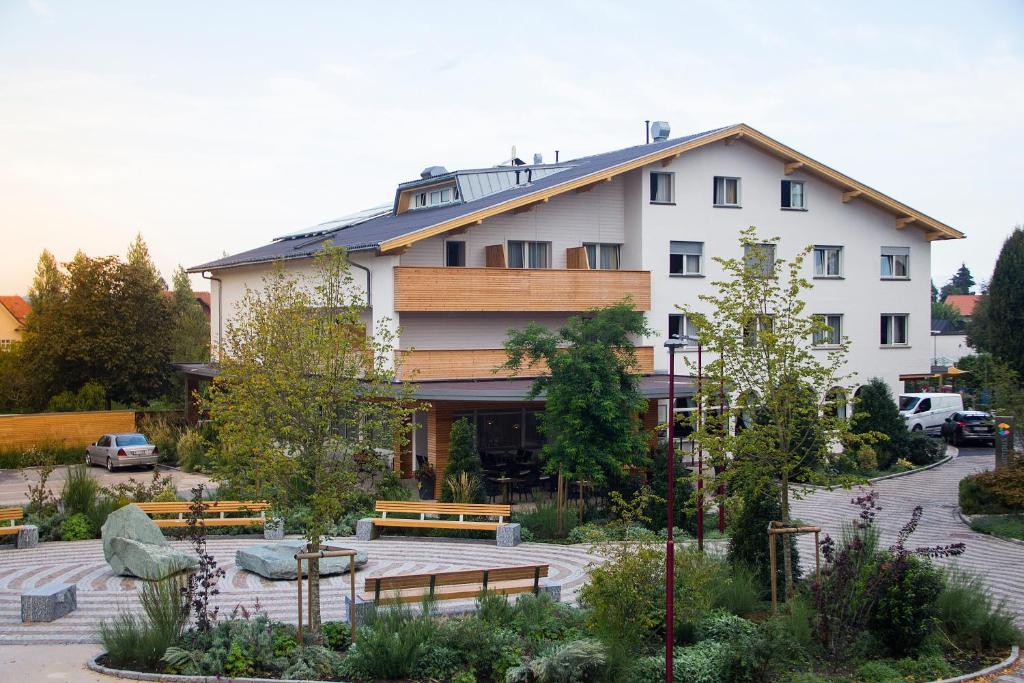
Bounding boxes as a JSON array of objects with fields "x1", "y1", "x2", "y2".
[{"x1": 1, "y1": 0, "x2": 1022, "y2": 295}]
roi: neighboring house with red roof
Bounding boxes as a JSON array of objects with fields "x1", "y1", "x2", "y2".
[
  {"x1": 0, "y1": 296, "x2": 31, "y2": 352},
  {"x1": 162, "y1": 291, "x2": 212, "y2": 321},
  {"x1": 944, "y1": 294, "x2": 979, "y2": 319}
]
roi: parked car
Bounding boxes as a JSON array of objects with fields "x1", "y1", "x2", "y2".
[
  {"x1": 899, "y1": 392, "x2": 964, "y2": 434},
  {"x1": 940, "y1": 411, "x2": 995, "y2": 446},
  {"x1": 86, "y1": 433, "x2": 159, "y2": 471}
]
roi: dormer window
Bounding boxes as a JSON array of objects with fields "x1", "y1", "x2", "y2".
[{"x1": 413, "y1": 184, "x2": 458, "y2": 209}]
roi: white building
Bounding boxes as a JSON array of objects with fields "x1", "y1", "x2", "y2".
[{"x1": 186, "y1": 123, "x2": 964, "y2": 486}]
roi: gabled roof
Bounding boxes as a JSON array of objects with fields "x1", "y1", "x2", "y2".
[
  {"x1": 944, "y1": 294, "x2": 979, "y2": 317},
  {"x1": 189, "y1": 123, "x2": 964, "y2": 273},
  {"x1": 0, "y1": 296, "x2": 30, "y2": 327}
]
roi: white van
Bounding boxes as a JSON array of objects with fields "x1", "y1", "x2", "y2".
[{"x1": 899, "y1": 393, "x2": 964, "y2": 434}]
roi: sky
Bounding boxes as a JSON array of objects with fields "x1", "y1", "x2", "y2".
[{"x1": 1, "y1": 0, "x2": 1022, "y2": 295}]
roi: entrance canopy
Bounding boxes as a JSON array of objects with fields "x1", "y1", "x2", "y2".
[{"x1": 409, "y1": 374, "x2": 697, "y2": 402}]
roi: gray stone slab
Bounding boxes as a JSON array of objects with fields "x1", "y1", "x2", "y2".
[
  {"x1": 537, "y1": 578, "x2": 561, "y2": 602},
  {"x1": 15, "y1": 525, "x2": 38, "y2": 549},
  {"x1": 344, "y1": 594, "x2": 373, "y2": 626},
  {"x1": 263, "y1": 518, "x2": 284, "y2": 540},
  {"x1": 101, "y1": 504, "x2": 168, "y2": 561},
  {"x1": 235, "y1": 540, "x2": 368, "y2": 580},
  {"x1": 107, "y1": 537, "x2": 197, "y2": 580},
  {"x1": 356, "y1": 518, "x2": 379, "y2": 541},
  {"x1": 21, "y1": 583, "x2": 76, "y2": 622},
  {"x1": 497, "y1": 522, "x2": 521, "y2": 547}
]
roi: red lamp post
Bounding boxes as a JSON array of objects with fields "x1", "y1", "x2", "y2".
[{"x1": 664, "y1": 335, "x2": 684, "y2": 683}]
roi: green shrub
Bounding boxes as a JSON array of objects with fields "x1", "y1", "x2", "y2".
[
  {"x1": 166, "y1": 613, "x2": 287, "y2": 677},
  {"x1": 852, "y1": 660, "x2": 901, "y2": 683},
  {"x1": 869, "y1": 553, "x2": 943, "y2": 655},
  {"x1": 891, "y1": 655, "x2": 955, "y2": 680},
  {"x1": 904, "y1": 431, "x2": 944, "y2": 466},
  {"x1": 140, "y1": 415, "x2": 182, "y2": 463},
  {"x1": 514, "y1": 498, "x2": 578, "y2": 540},
  {"x1": 778, "y1": 595, "x2": 815, "y2": 652},
  {"x1": 712, "y1": 563, "x2": 760, "y2": 616},
  {"x1": 408, "y1": 644, "x2": 462, "y2": 681},
  {"x1": 279, "y1": 646, "x2": 343, "y2": 681},
  {"x1": 676, "y1": 640, "x2": 732, "y2": 683},
  {"x1": 62, "y1": 464, "x2": 99, "y2": 517},
  {"x1": 60, "y1": 512, "x2": 94, "y2": 540},
  {"x1": 431, "y1": 616, "x2": 518, "y2": 680},
  {"x1": 175, "y1": 428, "x2": 208, "y2": 473},
  {"x1": 850, "y1": 378, "x2": 908, "y2": 469},
  {"x1": 0, "y1": 441, "x2": 84, "y2": 469},
  {"x1": 319, "y1": 620, "x2": 351, "y2": 652},
  {"x1": 506, "y1": 639, "x2": 608, "y2": 683},
  {"x1": 856, "y1": 445, "x2": 878, "y2": 471},
  {"x1": 451, "y1": 671, "x2": 477, "y2": 683},
  {"x1": 100, "y1": 576, "x2": 187, "y2": 671},
  {"x1": 936, "y1": 566, "x2": 1022, "y2": 651},
  {"x1": 959, "y1": 463, "x2": 1024, "y2": 514},
  {"x1": 342, "y1": 601, "x2": 436, "y2": 679},
  {"x1": 786, "y1": 674, "x2": 830, "y2": 683},
  {"x1": 441, "y1": 417, "x2": 484, "y2": 503},
  {"x1": 26, "y1": 508, "x2": 65, "y2": 541},
  {"x1": 727, "y1": 483, "x2": 800, "y2": 597},
  {"x1": 224, "y1": 640, "x2": 254, "y2": 677}
]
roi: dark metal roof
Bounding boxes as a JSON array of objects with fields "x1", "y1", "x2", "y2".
[
  {"x1": 170, "y1": 363, "x2": 697, "y2": 401},
  {"x1": 188, "y1": 126, "x2": 732, "y2": 273}
]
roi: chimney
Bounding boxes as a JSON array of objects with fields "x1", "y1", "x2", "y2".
[{"x1": 533, "y1": 153, "x2": 543, "y2": 165}]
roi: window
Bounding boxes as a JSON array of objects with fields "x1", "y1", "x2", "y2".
[
  {"x1": 880, "y1": 247, "x2": 910, "y2": 279},
  {"x1": 813, "y1": 246, "x2": 842, "y2": 277},
  {"x1": 413, "y1": 184, "x2": 457, "y2": 209},
  {"x1": 668, "y1": 314, "x2": 699, "y2": 345},
  {"x1": 670, "y1": 241, "x2": 703, "y2": 275},
  {"x1": 781, "y1": 180, "x2": 805, "y2": 209},
  {"x1": 744, "y1": 243, "x2": 776, "y2": 277},
  {"x1": 508, "y1": 241, "x2": 550, "y2": 268},
  {"x1": 813, "y1": 314, "x2": 843, "y2": 346},
  {"x1": 826, "y1": 388, "x2": 848, "y2": 420},
  {"x1": 97, "y1": 436, "x2": 111, "y2": 447},
  {"x1": 713, "y1": 176, "x2": 741, "y2": 206},
  {"x1": 584, "y1": 243, "x2": 621, "y2": 270},
  {"x1": 0, "y1": 339, "x2": 11, "y2": 352},
  {"x1": 650, "y1": 172, "x2": 674, "y2": 203},
  {"x1": 445, "y1": 240, "x2": 465, "y2": 267},
  {"x1": 881, "y1": 314, "x2": 909, "y2": 346}
]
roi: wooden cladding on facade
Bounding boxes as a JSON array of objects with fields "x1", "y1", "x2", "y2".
[
  {"x1": 0, "y1": 410, "x2": 137, "y2": 449},
  {"x1": 397, "y1": 346, "x2": 655, "y2": 381},
  {"x1": 393, "y1": 267, "x2": 651, "y2": 312}
]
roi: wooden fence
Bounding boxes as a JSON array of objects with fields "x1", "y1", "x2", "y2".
[{"x1": 0, "y1": 410, "x2": 137, "y2": 449}]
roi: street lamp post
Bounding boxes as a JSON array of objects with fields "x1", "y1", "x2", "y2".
[
  {"x1": 663, "y1": 335, "x2": 684, "y2": 683},
  {"x1": 680, "y1": 335, "x2": 704, "y2": 551}
]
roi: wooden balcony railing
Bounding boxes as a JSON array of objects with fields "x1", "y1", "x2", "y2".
[
  {"x1": 393, "y1": 266, "x2": 651, "y2": 313},
  {"x1": 396, "y1": 346, "x2": 655, "y2": 381}
]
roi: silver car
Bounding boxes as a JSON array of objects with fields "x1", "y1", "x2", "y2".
[{"x1": 86, "y1": 433, "x2": 159, "y2": 471}]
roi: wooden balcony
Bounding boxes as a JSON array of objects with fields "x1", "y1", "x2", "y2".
[
  {"x1": 396, "y1": 346, "x2": 655, "y2": 381},
  {"x1": 393, "y1": 266, "x2": 651, "y2": 313}
]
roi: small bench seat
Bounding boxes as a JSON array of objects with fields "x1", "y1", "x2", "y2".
[
  {"x1": 357, "y1": 501, "x2": 520, "y2": 546},
  {"x1": 136, "y1": 501, "x2": 271, "y2": 528},
  {"x1": 364, "y1": 564, "x2": 553, "y2": 605},
  {"x1": 1, "y1": 507, "x2": 39, "y2": 548}
]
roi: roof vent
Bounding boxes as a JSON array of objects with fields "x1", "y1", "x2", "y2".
[
  {"x1": 650, "y1": 121, "x2": 671, "y2": 142},
  {"x1": 533, "y1": 153, "x2": 543, "y2": 165},
  {"x1": 420, "y1": 165, "x2": 448, "y2": 179}
]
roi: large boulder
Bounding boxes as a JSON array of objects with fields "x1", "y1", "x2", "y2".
[
  {"x1": 235, "y1": 540, "x2": 368, "y2": 580},
  {"x1": 108, "y1": 537, "x2": 197, "y2": 580},
  {"x1": 101, "y1": 504, "x2": 197, "y2": 580}
]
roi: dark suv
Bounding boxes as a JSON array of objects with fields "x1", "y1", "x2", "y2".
[{"x1": 940, "y1": 411, "x2": 995, "y2": 446}]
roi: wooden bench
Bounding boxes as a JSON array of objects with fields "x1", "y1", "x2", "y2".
[
  {"x1": 136, "y1": 501, "x2": 271, "y2": 528},
  {"x1": 0, "y1": 507, "x2": 26, "y2": 536},
  {"x1": 1, "y1": 507, "x2": 39, "y2": 548},
  {"x1": 364, "y1": 564, "x2": 552, "y2": 605},
  {"x1": 358, "y1": 501, "x2": 521, "y2": 546}
]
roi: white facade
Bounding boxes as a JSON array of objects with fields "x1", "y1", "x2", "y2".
[
  {"x1": 932, "y1": 332, "x2": 972, "y2": 366},
  {"x1": 207, "y1": 137, "x2": 939, "y2": 397}
]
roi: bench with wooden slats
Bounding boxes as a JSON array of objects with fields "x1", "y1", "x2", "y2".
[
  {"x1": 0, "y1": 507, "x2": 25, "y2": 536},
  {"x1": 135, "y1": 501, "x2": 271, "y2": 528},
  {"x1": 372, "y1": 500, "x2": 511, "y2": 532},
  {"x1": 364, "y1": 564, "x2": 550, "y2": 605}
]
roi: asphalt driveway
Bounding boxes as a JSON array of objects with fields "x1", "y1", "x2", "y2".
[{"x1": 0, "y1": 464, "x2": 212, "y2": 506}]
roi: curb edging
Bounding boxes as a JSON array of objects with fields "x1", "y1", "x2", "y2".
[
  {"x1": 930, "y1": 646, "x2": 1019, "y2": 683},
  {"x1": 87, "y1": 653, "x2": 342, "y2": 683},
  {"x1": 956, "y1": 510, "x2": 1024, "y2": 548},
  {"x1": 797, "y1": 450, "x2": 955, "y2": 492}
]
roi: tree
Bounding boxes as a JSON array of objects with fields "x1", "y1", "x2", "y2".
[
  {"x1": 981, "y1": 227, "x2": 1024, "y2": 378},
  {"x1": 850, "y1": 378, "x2": 907, "y2": 469},
  {"x1": 681, "y1": 228, "x2": 855, "y2": 599},
  {"x1": 169, "y1": 266, "x2": 210, "y2": 363},
  {"x1": 27, "y1": 249, "x2": 66, "y2": 315},
  {"x1": 109, "y1": 234, "x2": 174, "y2": 405},
  {"x1": 440, "y1": 417, "x2": 484, "y2": 503},
  {"x1": 503, "y1": 301, "x2": 652, "y2": 532},
  {"x1": 931, "y1": 301, "x2": 962, "y2": 324},
  {"x1": 203, "y1": 248, "x2": 415, "y2": 634},
  {"x1": 966, "y1": 290, "x2": 991, "y2": 353},
  {"x1": 939, "y1": 262, "x2": 975, "y2": 300}
]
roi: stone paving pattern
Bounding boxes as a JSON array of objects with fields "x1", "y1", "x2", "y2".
[
  {"x1": 791, "y1": 446, "x2": 1024, "y2": 623},
  {"x1": 0, "y1": 535, "x2": 601, "y2": 644}
]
